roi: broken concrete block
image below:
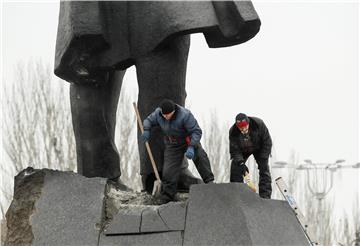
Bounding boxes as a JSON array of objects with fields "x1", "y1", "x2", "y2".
[
  {"x1": 243, "y1": 199, "x2": 310, "y2": 246},
  {"x1": 183, "y1": 183, "x2": 310, "y2": 246},
  {"x1": 140, "y1": 206, "x2": 169, "y2": 233},
  {"x1": 31, "y1": 169, "x2": 106, "y2": 246},
  {"x1": 104, "y1": 207, "x2": 143, "y2": 235},
  {"x1": 183, "y1": 183, "x2": 252, "y2": 246},
  {"x1": 5, "y1": 168, "x2": 107, "y2": 246},
  {"x1": 5, "y1": 168, "x2": 47, "y2": 246},
  {"x1": 158, "y1": 202, "x2": 186, "y2": 231},
  {"x1": 105, "y1": 201, "x2": 187, "y2": 235},
  {"x1": 1, "y1": 219, "x2": 7, "y2": 246}
]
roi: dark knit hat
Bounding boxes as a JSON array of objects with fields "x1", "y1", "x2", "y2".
[
  {"x1": 160, "y1": 99, "x2": 175, "y2": 114},
  {"x1": 235, "y1": 113, "x2": 249, "y2": 128}
]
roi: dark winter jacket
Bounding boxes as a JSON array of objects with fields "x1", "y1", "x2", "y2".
[
  {"x1": 229, "y1": 116, "x2": 272, "y2": 161},
  {"x1": 54, "y1": 1, "x2": 261, "y2": 83},
  {"x1": 143, "y1": 105, "x2": 202, "y2": 147}
]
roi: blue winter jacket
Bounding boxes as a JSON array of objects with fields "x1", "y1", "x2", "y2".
[{"x1": 143, "y1": 105, "x2": 202, "y2": 146}]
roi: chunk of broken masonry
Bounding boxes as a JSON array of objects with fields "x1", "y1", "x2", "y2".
[{"x1": 5, "y1": 167, "x2": 106, "y2": 246}]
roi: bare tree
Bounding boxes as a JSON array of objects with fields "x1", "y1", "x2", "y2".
[
  {"x1": 276, "y1": 163, "x2": 344, "y2": 245},
  {"x1": 273, "y1": 162, "x2": 336, "y2": 245},
  {"x1": 202, "y1": 110, "x2": 229, "y2": 183},
  {"x1": 2, "y1": 61, "x2": 76, "y2": 173},
  {"x1": 114, "y1": 89, "x2": 141, "y2": 191},
  {"x1": 336, "y1": 201, "x2": 360, "y2": 246}
]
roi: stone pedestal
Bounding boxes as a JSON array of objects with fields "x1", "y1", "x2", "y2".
[{"x1": 5, "y1": 168, "x2": 310, "y2": 246}]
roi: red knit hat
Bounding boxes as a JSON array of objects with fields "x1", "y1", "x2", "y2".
[{"x1": 235, "y1": 113, "x2": 249, "y2": 128}]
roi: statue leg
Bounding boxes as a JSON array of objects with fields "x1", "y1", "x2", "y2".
[
  {"x1": 70, "y1": 70, "x2": 125, "y2": 179},
  {"x1": 135, "y1": 35, "x2": 201, "y2": 193}
]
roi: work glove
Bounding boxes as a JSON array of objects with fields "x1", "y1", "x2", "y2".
[
  {"x1": 185, "y1": 146, "x2": 195, "y2": 160},
  {"x1": 141, "y1": 130, "x2": 150, "y2": 142},
  {"x1": 239, "y1": 164, "x2": 249, "y2": 177},
  {"x1": 233, "y1": 157, "x2": 245, "y2": 166}
]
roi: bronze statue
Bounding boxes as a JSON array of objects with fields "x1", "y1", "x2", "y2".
[{"x1": 54, "y1": 1, "x2": 261, "y2": 192}]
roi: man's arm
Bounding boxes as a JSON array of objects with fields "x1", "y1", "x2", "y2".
[
  {"x1": 184, "y1": 112, "x2": 202, "y2": 146},
  {"x1": 259, "y1": 121, "x2": 272, "y2": 159},
  {"x1": 143, "y1": 108, "x2": 160, "y2": 131},
  {"x1": 229, "y1": 128, "x2": 244, "y2": 162}
]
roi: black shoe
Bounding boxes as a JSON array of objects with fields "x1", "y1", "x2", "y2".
[
  {"x1": 108, "y1": 177, "x2": 132, "y2": 191},
  {"x1": 152, "y1": 195, "x2": 172, "y2": 205},
  {"x1": 205, "y1": 179, "x2": 215, "y2": 184}
]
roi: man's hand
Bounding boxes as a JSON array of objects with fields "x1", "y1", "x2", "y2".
[
  {"x1": 233, "y1": 156, "x2": 244, "y2": 164},
  {"x1": 233, "y1": 157, "x2": 245, "y2": 166},
  {"x1": 234, "y1": 160, "x2": 245, "y2": 166},
  {"x1": 235, "y1": 161, "x2": 249, "y2": 177},
  {"x1": 185, "y1": 146, "x2": 195, "y2": 160},
  {"x1": 141, "y1": 130, "x2": 150, "y2": 142}
]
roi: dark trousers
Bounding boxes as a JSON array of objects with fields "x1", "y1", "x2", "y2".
[
  {"x1": 230, "y1": 153, "x2": 272, "y2": 199},
  {"x1": 162, "y1": 143, "x2": 214, "y2": 200}
]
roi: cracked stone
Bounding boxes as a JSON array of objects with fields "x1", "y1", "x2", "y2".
[
  {"x1": 5, "y1": 168, "x2": 107, "y2": 246},
  {"x1": 158, "y1": 202, "x2": 187, "y2": 231},
  {"x1": 183, "y1": 183, "x2": 310, "y2": 246},
  {"x1": 140, "y1": 207, "x2": 169, "y2": 233},
  {"x1": 104, "y1": 207, "x2": 143, "y2": 235},
  {"x1": 31, "y1": 170, "x2": 107, "y2": 246},
  {"x1": 5, "y1": 167, "x2": 45, "y2": 246}
]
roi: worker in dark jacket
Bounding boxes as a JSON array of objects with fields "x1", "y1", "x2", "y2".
[
  {"x1": 229, "y1": 113, "x2": 272, "y2": 199},
  {"x1": 142, "y1": 99, "x2": 214, "y2": 204}
]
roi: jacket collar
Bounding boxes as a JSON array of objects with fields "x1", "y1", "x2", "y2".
[{"x1": 159, "y1": 104, "x2": 179, "y2": 121}]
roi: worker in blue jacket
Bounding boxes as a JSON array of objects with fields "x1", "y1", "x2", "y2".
[{"x1": 142, "y1": 99, "x2": 214, "y2": 204}]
